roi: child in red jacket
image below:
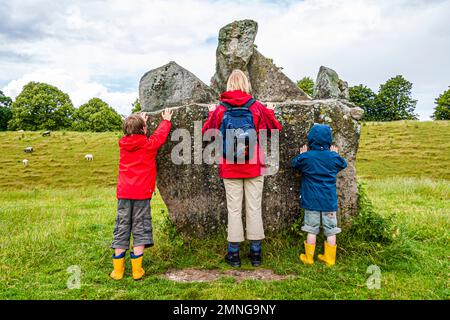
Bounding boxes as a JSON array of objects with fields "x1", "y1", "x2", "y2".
[{"x1": 110, "y1": 108, "x2": 173, "y2": 280}]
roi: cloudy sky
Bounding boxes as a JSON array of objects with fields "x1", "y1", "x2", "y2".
[{"x1": 1, "y1": 0, "x2": 449, "y2": 119}]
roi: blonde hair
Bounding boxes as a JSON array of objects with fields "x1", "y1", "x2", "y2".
[{"x1": 226, "y1": 69, "x2": 252, "y2": 94}]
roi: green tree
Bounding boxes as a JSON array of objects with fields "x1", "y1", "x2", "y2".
[
  {"x1": 131, "y1": 98, "x2": 142, "y2": 113},
  {"x1": 377, "y1": 75, "x2": 418, "y2": 121},
  {"x1": 349, "y1": 85, "x2": 384, "y2": 121},
  {"x1": 72, "y1": 98, "x2": 123, "y2": 132},
  {"x1": 0, "y1": 90, "x2": 13, "y2": 131},
  {"x1": 297, "y1": 77, "x2": 314, "y2": 96},
  {"x1": 432, "y1": 87, "x2": 450, "y2": 120},
  {"x1": 9, "y1": 82, "x2": 75, "y2": 130}
]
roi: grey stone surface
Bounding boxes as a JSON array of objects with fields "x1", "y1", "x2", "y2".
[
  {"x1": 350, "y1": 106, "x2": 364, "y2": 120},
  {"x1": 145, "y1": 100, "x2": 361, "y2": 239},
  {"x1": 248, "y1": 49, "x2": 310, "y2": 102},
  {"x1": 314, "y1": 66, "x2": 350, "y2": 100},
  {"x1": 139, "y1": 61, "x2": 216, "y2": 111},
  {"x1": 210, "y1": 19, "x2": 257, "y2": 94},
  {"x1": 210, "y1": 19, "x2": 309, "y2": 101}
]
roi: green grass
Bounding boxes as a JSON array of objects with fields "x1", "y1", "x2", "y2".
[
  {"x1": 357, "y1": 121, "x2": 450, "y2": 180},
  {"x1": 0, "y1": 131, "x2": 119, "y2": 189},
  {"x1": 0, "y1": 121, "x2": 449, "y2": 299}
]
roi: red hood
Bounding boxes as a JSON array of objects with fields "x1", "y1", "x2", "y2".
[
  {"x1": 220, "y1": 90, "x2": 252, "y2": 106},
  {"x1": 119, "y1": 134, "x2": 147, "y2": 152}
]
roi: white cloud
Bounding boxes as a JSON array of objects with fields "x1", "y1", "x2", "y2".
[
  {"x1": 2, "y1": 69, "x2": 136, "y2": 115},
  {"x1": 1, "y1": 0, "x2": 449, "y2": 119}
]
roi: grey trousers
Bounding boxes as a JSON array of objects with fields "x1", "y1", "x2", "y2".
[{"x1": 111, "y1": 199, "x2": 153, "y2": 249}]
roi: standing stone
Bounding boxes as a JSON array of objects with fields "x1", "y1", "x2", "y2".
[
  {"x1": 248, "y1": 49, "x2": 310, "y2": 101},
  {"x1": 210, "y1": 19, "x2": 258, "y2": 94},
  {"x1": 139, "y1": 19, "x2": 364, "y2": 240},
  {"x1": 145, "y1": 100, "x2": 362, "y2": 239},
  {"x1": 139, "y1": 61, "x2": 216, "y2": 112},
  {"x1": 210, "y1": 19, "x2": 309, "y2": 101},
  {"x1": 313, "y1": 66, "x2": 350, "y2": 100}
]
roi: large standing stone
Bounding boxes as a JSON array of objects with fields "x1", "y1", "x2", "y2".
[
  {"x1": 139, "y1": 61, "x2": 216, "y2": 111},
  {"x1": 138, "y1": 20, "x2": 363, "y2": 240},
  {"x1": 210, "y1": 19, "x2": 309, "y2": 101},
  {"x1": 146, "y1": 100, "x2": 362, "y2": 239},
  {"x1": 210, "y1": 19, "x2": 258, "y2": 94},
  {"x1": 313, "y1": 66, "x2": 349, "y2": 100}
]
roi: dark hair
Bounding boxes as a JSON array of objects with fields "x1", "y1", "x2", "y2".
[{"x1": 123, "y1": 114, "x2": 146, "y2": 136}]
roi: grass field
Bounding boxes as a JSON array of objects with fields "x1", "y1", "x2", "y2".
[
  {"x1": 0, "y1": 121, "x2": 449, "y2": 299},
  {"x1": 356, "y1": 121, "x2": 450, "y2": 180}
]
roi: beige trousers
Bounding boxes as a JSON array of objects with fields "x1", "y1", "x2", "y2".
[{"x1": 223, "y1": 176, "x2": 265, "y2": 242}]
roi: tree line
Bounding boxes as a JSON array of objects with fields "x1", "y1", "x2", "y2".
[
  {"x1": 0, "y1": 82, "x2": 131, "y2": 132},
  {"x1": 297, "y1": 75, "x2": 449, "y2": 121},
  {"x1": 0, "y1": 77, "x2": 448, "y2": 132}
]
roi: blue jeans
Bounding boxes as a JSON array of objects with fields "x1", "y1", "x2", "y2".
[{"x1": 301, "y1": 210, "x2": 342, "y2": 237}]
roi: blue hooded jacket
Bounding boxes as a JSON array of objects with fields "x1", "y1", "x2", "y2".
[{"x1": 291, "y1": 124, "x2": 347, "y2": 212}]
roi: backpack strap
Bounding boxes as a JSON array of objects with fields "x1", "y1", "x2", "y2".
[
  {"x1": 219, "y1": 101, "x2": 233, "y2": 110},
  {"x1": 242, "y1": 98, "x2": 256, "y2": 109}
]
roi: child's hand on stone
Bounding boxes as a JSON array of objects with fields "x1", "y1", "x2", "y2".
[
  {"x1": 331, "y1": 146, "x2": 339, "y2": 153},
  {"x1": 208, "y1": 104, "x2": 217, "y2": 112},
  {"x1": 266, "y1": 102, "x2": 276, "y2": 110},
  {"x1": 161, "y1": 108, "x2": 173, "y2": 121},
  {"x1": 139, "y1": 112, "x2": 148, "y2": 123},
  {"x1": 300, "y1": 144, "x2": 308, "y2": 154}
]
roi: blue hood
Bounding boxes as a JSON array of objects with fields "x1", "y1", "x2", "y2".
[
  {"x1": 307, "y1": 124, "x2": 332, "y2": 150},
  {"x1": 291, "y1": 123, "x2": 347, "y2": 212}
]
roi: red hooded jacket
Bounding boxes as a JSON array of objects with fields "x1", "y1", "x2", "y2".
[
  {"x1": 116, "y1": 120, "x2": 171, "y2": 199},
  {"x1": 202, "y1": 90, "x2": 282, "y2": 179}
]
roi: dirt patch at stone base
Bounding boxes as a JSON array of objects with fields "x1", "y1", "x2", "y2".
[{"x1": 164, "y1": 268, "x2": 294, "y2": 283}]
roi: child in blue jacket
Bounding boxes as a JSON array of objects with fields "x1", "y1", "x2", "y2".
[{"x1": 291, "y1": 124, "x2": 347, "y2": 266}]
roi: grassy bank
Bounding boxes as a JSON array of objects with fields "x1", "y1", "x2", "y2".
[
  {"x1": 0, "y1": 121, "x2": 448, "y2": 299},
  {"x1": 357, "y1": 121, "x2": 450, "y2": 180},
  {"x1": 0, "y1": 131, "x2": 119, "y2": 189}
]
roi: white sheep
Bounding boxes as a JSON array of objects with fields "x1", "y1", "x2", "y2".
[
  {"x1": 24, "y1": 147, "x2": 33, "y2": 153},
  {"x1": 85, "y1": 154, "x2": 93, "y2": 161},
  {"x1": 23, "y1": 159, "x2": 29, "y2": 166}
]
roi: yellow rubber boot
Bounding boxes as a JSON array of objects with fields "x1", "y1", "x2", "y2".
[
  {"x1": 131, "y1": 253, "x2": 145, "y2": 280},
  {"x1": 318, "y1": 241, "x2": 337, "y2": 266},
  {"x1": 110, "y1": 255, "x2": 125, "y2": 280},
  {"x1": 299, "y1": 241, "x2": 315, "y2": 265}
]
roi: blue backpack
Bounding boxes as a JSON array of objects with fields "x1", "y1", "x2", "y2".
[{"x1": 219, "y1": 98, "x2": 256, "y2": 162}]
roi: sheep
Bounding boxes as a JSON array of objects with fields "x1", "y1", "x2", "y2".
[
  {"x1": 42, "y1": 131, "x2": 51, "y2": 136},
  {"x1": 23, "y1": 159, "x2": 29, "y2": 166},
  {"x1": 24, "y1": 147, "x2": 33, "y2": 153},
  {"x1": 85, "y1": 154, "x2": 93, "y2": 161}
]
